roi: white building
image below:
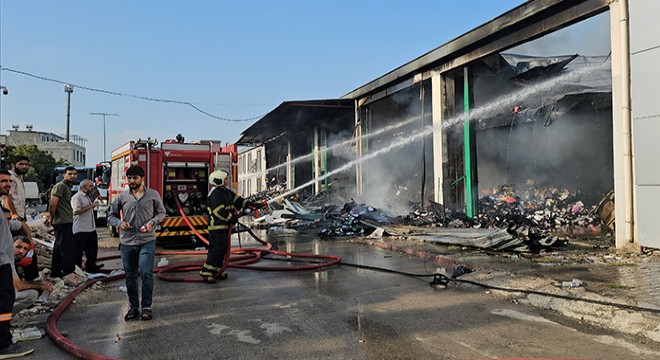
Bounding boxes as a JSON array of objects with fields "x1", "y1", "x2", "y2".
[
  {"x1": 237, "y1": 146, "x2": 267, "y2": 197},
  {"x1": 1, "y1": 125, "x2": 86, "y2": 166}
]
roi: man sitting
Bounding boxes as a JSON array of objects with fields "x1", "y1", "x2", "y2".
[
  {"x1": 13, "y1": 237, "x2": 54, "y2": 314},
  {"x1": 3, "y1": 207, "x2": 39, "y2": 280}
]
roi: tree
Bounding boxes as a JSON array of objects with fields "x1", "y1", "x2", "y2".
[{"x1": 5, "y1": 145, "x2": 66, "y2": 191}]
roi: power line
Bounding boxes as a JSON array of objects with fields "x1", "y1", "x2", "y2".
[{"x1": 0, "y1": 67, "x2": 266, "y2": 122}]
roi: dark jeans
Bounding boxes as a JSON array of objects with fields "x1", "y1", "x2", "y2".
[
  {"x1": 73, "y1": 231, "x2": 99, "y2": 270},
  {"x1": 120, "y1": 241, "x2": 156, "y2": 310},
  {"x1": 204, "y1": 229, "x2": 230, "y2": 269},
  {"x1": 52, "y1": 223, "x2": 75, "y2": 277},
  {"x1": 0, "y1": 263, "x2": 15, "y2": 350}
]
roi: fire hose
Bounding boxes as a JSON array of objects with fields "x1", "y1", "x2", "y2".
[
  {"x1": 47, "y1": 195, "x2": 341, "y2": 360},
  {"x1": 156, "y1": 196, "x2": 341, "y2": 281}
]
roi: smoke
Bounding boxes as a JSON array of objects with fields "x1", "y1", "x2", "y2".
[
  {"x1": 509, "y1": 12, "x2": 611, "y2": 56},
  {"x1": 476, "y1": 109, "x2": 614, "y2": 205}
]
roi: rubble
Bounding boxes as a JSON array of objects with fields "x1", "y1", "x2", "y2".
[{"x1": 247, "y1": 185, "x2": 611, "y2": 253}]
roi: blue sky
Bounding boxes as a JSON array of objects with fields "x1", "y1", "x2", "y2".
[{"x1": 1, "y1": 0, "x2": 609, "y2": 166}]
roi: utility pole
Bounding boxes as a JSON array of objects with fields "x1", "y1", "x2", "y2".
[
  {"x1": 90, "y1": 113, "x2": 119, "y2": 161},
  {"x1": 64, "y1": 84, "x2": 74, "y2": 141},
  {"x1": 1, "y1": 85, "x2": 8, "y2": 169}
]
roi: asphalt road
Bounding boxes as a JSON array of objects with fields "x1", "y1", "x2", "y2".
[{"x1": 20, "y1": 229, "x2": 660, "y2": 359}]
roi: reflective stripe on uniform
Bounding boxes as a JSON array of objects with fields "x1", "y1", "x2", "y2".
[
  {"x1": 0, "y1": 312, "x2": 12, "y2": 322},
  {"x1": 208, "y1": 225, "x2": 229, "y2": 230},
  {"x1": 202, "y1": 263, "x2": 221, "y2": 271}
]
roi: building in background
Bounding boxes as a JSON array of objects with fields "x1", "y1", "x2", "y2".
[
  {"x1": 237, "y1": 145, "x2": 266, "y2": 197},
  {"x1": 0, "y1": 124, "x2": 86, "y2": 166}
]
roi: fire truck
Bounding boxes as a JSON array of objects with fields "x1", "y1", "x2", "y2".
[{"x1": 108, "y1": 137, "x2": 238, "y2": 242}]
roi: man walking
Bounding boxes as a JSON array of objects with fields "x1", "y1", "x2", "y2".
[
  {"x1": 71, "y1": 180, "x2": 101, "y2": 273},
  {"x1": 0, "y1": 170, "x2": 34, "y2": 357},
  {"x1": 3, "y1": 156, "x2": 29, "y2": 222},
  {"x1": 46, "y1": 166, "x2": 77, "y2": 278},
  {"x1": 108, "y1": 166, "x2": 165, "y2": 321}
]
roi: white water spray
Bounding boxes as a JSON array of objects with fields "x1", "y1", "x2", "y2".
[{"x1": 267, "y1": 61, "x2": 609, "y2": 204}]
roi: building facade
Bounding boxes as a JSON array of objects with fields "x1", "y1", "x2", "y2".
[
  {"x1": 1, "y1": 125, "x2": 86, "y2": 166},
  {"x1": 237, "y1": 145, "x2": 267, "y2": 197}
]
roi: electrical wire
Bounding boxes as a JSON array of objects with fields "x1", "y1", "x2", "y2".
[{"x1": 0, "y1": 67, "x2": 265, "y2": 122}]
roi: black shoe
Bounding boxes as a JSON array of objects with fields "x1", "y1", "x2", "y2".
[
  {"x1": 124, "y1": 308, "x2": 140, "y2": 321},
  {"x1": 85, "y1": 263, "x2": 105, "y2": 273},
  {"x1": 140, "y1": 308, "x2": 153, "y2": 321},
  {"x1": 0, "y1": 343, "x2": 34, "y2": 359}
]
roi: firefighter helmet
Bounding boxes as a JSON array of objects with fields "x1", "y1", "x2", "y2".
[{"x1": 209, "y1": 170, "x2": 229, "y2": 186}]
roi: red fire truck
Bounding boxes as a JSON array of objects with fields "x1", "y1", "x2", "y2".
[{"x1": 108, "y1": 137, "x2": 238, "y2": 242}]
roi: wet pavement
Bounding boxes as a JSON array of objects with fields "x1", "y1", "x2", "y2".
[{"x1": 13, "y1": 228, "x2": 660, "y2": 359}]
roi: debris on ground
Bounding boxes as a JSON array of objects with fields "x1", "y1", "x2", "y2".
[
  {"x1": 248, "y1": 185, "x2": 612, "y2": 253},
  {"x1": 11, "y1": 326, "x2": 45, "y2": 342}
]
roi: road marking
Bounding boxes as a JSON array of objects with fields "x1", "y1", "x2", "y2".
[
  {"x1": 259, "y1": 322, "x2": 292, "y2": 337},
  {"x1": 491, "y1": 308, "x2": 559, "y2": 326},
  {"x1": 207, "y1": 323, "x2": 261, "y2": 344}
]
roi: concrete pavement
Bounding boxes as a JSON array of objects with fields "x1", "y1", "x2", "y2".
[{"x1": 11, "y1": 228, "x2": 660, "y2": 359}]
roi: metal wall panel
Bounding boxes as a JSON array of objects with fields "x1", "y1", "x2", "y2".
[{"x1": 630, "y1": 0, "x2": 660, "y2": 248}]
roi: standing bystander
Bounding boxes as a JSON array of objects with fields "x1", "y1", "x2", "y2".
[
  {"x1": 0, "y1": 170, "x2": 34, "y2": 357},
  {"x1": 3, "y1": 156, "x2": 29, "y2": 222},
  {"x1": 45, "y1": 166, "x2": 77, "y2": 278},
  {"x1": 107, "y1": 166, "x2": 165, "y2": 322},
  {"x1": 71, "y1": 180, "x2": 102, "y2": 273}
]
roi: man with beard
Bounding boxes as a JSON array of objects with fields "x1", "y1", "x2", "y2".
[
  {"x1": 45, "y1": 166, "x2": 77, "y2": 278},
  {"x1": 108, "y1": 166, "x2": 165, "y2": 322},
  {"x1": 0, "y1": 170, "x2": 34, "y2": 357},
  {"x1": 3, "y1": 156, "x2": 30, "y2": 222},
  {"x1": 13, "y1": 236, "x2": 54, "y2": 314}
]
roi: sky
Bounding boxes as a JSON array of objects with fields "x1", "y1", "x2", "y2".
[{"x1": 0, "y1": 0, "x2": 609, "y2": 166}]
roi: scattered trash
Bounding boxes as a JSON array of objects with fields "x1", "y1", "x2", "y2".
[
  {"x1": 561, "y1": 279, "x2": 584, "y2": 288},
  {"x1": 64, "y1": 267, "x2": 87, "y2": 287},
  {"x1": 11, "y1": 326, "x2": 45, "y2": 342},
  {"x1": 118, "y1": 286, "x2": 128, "y2": 292},
  {"x1": 157, "y1": 257, "x2": 169, "y2": 267},
  {"x1": 367, "y1": 228, "x2": 384, "y2": 239}
]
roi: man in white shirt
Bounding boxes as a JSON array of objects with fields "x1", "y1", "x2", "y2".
[
  {"x1": 3, "y1": 156, "x2": 29, "y2": 222},
  {"x1": 71, "y1": 180, "x2": 101, "y2": 273}
]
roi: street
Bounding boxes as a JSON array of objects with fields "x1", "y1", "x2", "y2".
[{"x1": 17, "y1": 228, "x2": 660, "y2": 359}]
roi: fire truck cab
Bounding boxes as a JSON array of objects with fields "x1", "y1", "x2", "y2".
[{"x1": 108, "y1": 137, "x2": 238, "y2": 242}]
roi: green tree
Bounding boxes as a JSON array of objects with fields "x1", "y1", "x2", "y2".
[{"x1": 5, "y1": 145, "x2": 66, "y2": 191}]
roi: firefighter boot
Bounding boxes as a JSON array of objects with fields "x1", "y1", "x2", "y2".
[{"x1": 200, "y1": 263, "x2": 221, "y2": 284}]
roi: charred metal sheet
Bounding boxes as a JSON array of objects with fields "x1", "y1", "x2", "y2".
[
  {"x1": 344, "y1": 0, "x2": 610, "y2": 105},
  {"x1": 237, "y1": 99, "x2": 354, "y2": 145}
]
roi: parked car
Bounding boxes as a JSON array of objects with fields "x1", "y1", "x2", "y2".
[{"x1": 24, "y1": 182, "x2": 40, "y2": 207}]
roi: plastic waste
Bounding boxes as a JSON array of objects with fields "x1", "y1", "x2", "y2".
[
  {"x1": 157, "y1": 257, "x2": 169, "y2": 267},
  {"x1": 561, "y1": 279, "x2": 583, "y2": 288}
]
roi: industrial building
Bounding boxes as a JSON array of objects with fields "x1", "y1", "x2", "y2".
[{"x1": 238, "y1": 0, "x2": 657, "y2": 250}]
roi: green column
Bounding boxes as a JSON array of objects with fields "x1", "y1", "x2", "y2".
[{"x1": 463, "y1": 67, "x2": 477, "y2": 218}]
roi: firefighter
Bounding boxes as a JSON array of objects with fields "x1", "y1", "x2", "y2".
[{"x1": 200, "y1": 170, "x2": 263, "y2": 283}]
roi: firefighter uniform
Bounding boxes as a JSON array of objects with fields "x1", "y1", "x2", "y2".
[{"x1": 200, "y1": 184, "x2": 253, "y2": 283}]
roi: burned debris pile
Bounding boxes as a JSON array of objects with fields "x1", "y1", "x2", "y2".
[
  {"x1": 253, "y1": 185, "x2": 610, "y2": 253},
  {"x1": 432, "y1": 186, "x2": 603, "y2": 230}
]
